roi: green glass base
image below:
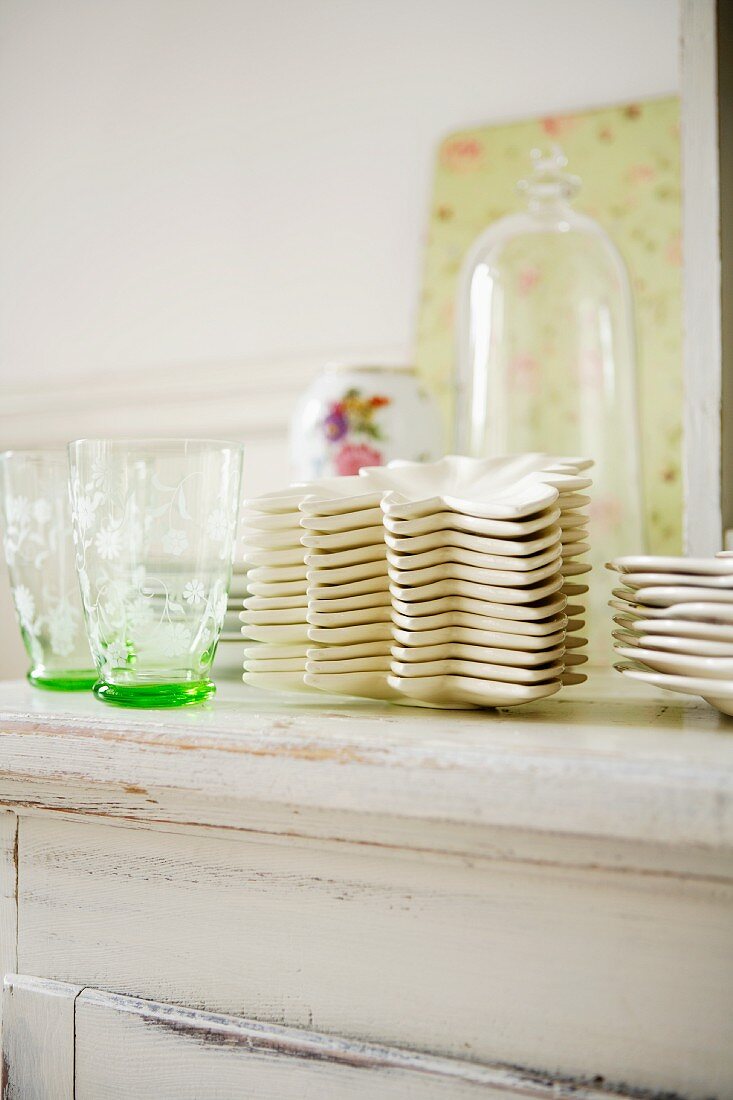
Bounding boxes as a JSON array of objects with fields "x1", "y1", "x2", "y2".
[
  {"x1": 28, "y1": 669, "x2": 97, "y2": 692},
  {"x1": 93, "y1": 679, "x2": 216, "y2": 709}
]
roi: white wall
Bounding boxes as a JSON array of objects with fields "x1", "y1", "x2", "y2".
[
  {"x1": 0, "y1": 0, "x2": 677, "y2": 388},
  {"x1": 0, "y1": 0, "x2": 678, "y2": 677}
]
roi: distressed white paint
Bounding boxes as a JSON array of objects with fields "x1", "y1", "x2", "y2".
[
  {"x1": 74, "y1": 986, "x2": 622, "y2": 1100},
  {"x1": 17, "y1": 815, "x2": 733, "y2": 1097},
  {"x1": 0, "y1": 812, "x2": 17, "y2": 1050},
  {"x1": 0, "y1": 674, "x2": 732, "y2": 1096},
  {"x1": 680, "y1": 0, "x2": 724, "y2": 553},
  {"x1": 0, "y1": 675, "x2": 731, "y2": 870},
  {"x1": 1, "y1": 974, "x2": 78, "y2": 1099}
]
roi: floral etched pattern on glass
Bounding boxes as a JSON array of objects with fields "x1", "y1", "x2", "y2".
[
  {"x1": 0, "y1": 451, "x2": 96, "y2": 690},
  {"x1": 68, "y1": 439, "x2": 243, "y2": 708}
]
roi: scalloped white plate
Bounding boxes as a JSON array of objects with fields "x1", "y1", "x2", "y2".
[
  {"x1": 388, "y1": 673, "x2": 562, "y2": 709},
  {"x1": 307, "y1": 605, "x2": 392, "y2": 628},
  {"x1": 307, "y1": 559, "x2": 388, "y2": 586},
  {"x1": 248, "y1": 577, "x2": 309, "y2": 598},
  {"x1": 307, "y1": 622, "x2": 393, "y2": 645},
  {"x1": 390, "y1": 581, "x2": 566, "y2": 619},
  {"x1": 305, "y1": 655, "x2": 391, "y2": 674},
  {"x1": 382, "y1": 507, "x2": 562, "y2": 540},
  {"x1": 299, "y1": 506, "x2": 383, "y2": 533},
  {"x1": 385, "y1": 546, "x2": 562, "y2": 582},
  {"x1": 304, "y1": 543, "x2": 387, "y2": 569},
  {"x1": 304, "y1": 671, "x2": 399, "y2": 701},
  {"x1": 392, "y1": 658, "x2": 564, "y2": 684},
  {"x1": 240, "y1": 607, "x2": 307, "y2": 626},
  {"x1": 635, "y1": 634, "x2": 733, "y2": 657},
  {"x1": 306, "y1": 641, "x2": 392, "y2": 661},
  {"x1": 615, "y1": 571, "x2": 733, "y2": 590},
  {"x1": 386, "y1": 564, "x2": 564, "y2": 603},
  {"x1": 391, "y1": 641, "x2": 565, "y2": 665},
  {"x1": 307, "y1": 575, "x2": 390, "y2": 600}
]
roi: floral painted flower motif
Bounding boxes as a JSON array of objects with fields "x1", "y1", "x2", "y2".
[
  {"x1": 48, "y1": 601, "x2": 77, "y2": 657},
  {"x1": 324, "y1": 406, "x2": 348, "y2": 441},
  {"x1": 75, "y1": 495, "x2": 96, "y2": 533},
  {"x1": 161, "y1": 622, "x2": 191, "y2": 658},
  {"x1": 333, "y1": 442, "x2": 383, "y2": 476},
  {"x1": 104, "y1": 640, "x2": 129, "y2": 668},
  {"x1": 321, "y1": 388, "x2": 391, "y2": 447},
  {"x1": 13, "y1": 584, "x2": 35, "y2": 628},
  {"x1": 206, "y1": 508, "x2": 229, "y2": 543},
  {"x1": 163, "y1": 529, "x2": 189, "y2": 556},
  {"x1": 95, "y1": 524, "x2": 121, "y2": 561},
  {"x1": 440, "y1": 137, "x2": 484, "y2": 173},
  {"x1": 183, "y1": 579, "x2": 205, "y2": 605}
]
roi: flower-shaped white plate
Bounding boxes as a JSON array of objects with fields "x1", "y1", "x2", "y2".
[
  {"x1": 363, "y1": 454, "x2": 591, "y2": 520},
  {"x1": 243, "y1": 546, "x2": 305, "y2": 568},
  {"x1": 386, "y1": 563, "x2": 564, "y2": 603},
  {"x1": 307, "y1": 605, "x2": 392, "y2": 628},
  {"x1": 384, "y1": 530, "x2": 562, "y2": 568},
  {"x1": 307, "y1": 560, "x2": 388, "y2": 586},
  {"x1": 388, "y1": 673, "x2": 561, "y2": 709},
  {"x1": 306, "y1": 655, "x2": 391, "y2": 674},
  {"x1": 392, "y1": 658, "x2": 564, "y2": 685},
  {"x1": 244, "y1": 594, "x2": 309, "y2": 611},
  {"x1": 302, "y1": 527, "x2": 385, "y2": 552},
  {"x1": 382, "y1": 506, "x2": 562, "y2": 540},
  {"x1": 244, "y1": 643, "x2": 310, "y2": 660},
  {"x1": 248, "y1": 577, "x2": 309, "y2": 598},
  {"x1": 390, "y1": 592, "x2": 568, "y2": 624},
  {"x1": 299, "y1": 490, "x2": 384, "y2": 517},
  {"x1": 243, "y1": 670, "x2": 312, "y2": 692},
  {"x1": 307, "y1": 622, "x2": 393, "y2": 645},
  {"x1": 244, "y1": 623, "x2": 311, "y2": 644},
  {"x1": 244, "y1": 656, "x2": 307, "y2": 672},
  {"x1": 615, "y1": 644, "x2": 733, "y2": 680},
  {"x1": 615, "y1": 662, "x2": 733, "y2": 716},
  {"x1": 391, "y1": 623, "x2": 560, "y2": 650},
  {"x1": 304, "y1": 671, "x2": 400, "y2": 701},
  {"x1": 390, "y1": 580, "x2": 566, "y2": 619},
  {"x1": 382, "y1": 522, "x2": 562, "y2": 558},
  {"x1": 392, "y1": 607, "x2": 563, "y2": 635},
  {"x1": 241, "y1": 527, "x2": 304, "y2": 551},
  {"x1": 308, "y1": 590, "x2": 392, "y2": 613},
  {"x1": 305, "y1": 544, "x2": 388, "y2": 569},
  {"x1": 394, "y1": 622, "x2": 566, "y2": 649},
  {"x1": 300, "y1": 506, "x2": 383, "y2": 533},
  {"x1": 628, "y1": 617, "x2": 733, "y2": 643},
  {"x1": 248, "y1": 565, "x2": 307, "y2": 584},
  {"x1": 385, "y1": 546, "x2": 562, "y2": 582},
  {"x1": 392, "y1": 641, "x2": 566, "y2": 666},
  {"x1": 240, "y1": 607, "x2": 307, "y2": 626},
  {"x1": 307, "y1": 575, "x2": 390, "y2": 601},
  {"x1": 611, "y1": 555, "x2": 733, "y2": 576},
  {"x1": 306, "y1": 641, "x2": 392, "y2": 661},
  {"x1": 240, "y1": 509, "x2": 303, "y2": 532}
]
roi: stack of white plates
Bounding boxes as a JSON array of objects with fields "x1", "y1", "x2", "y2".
[
  {"x1": 378, "y1": 456, "x2": 592, "y2": 708},
  {"x1": 239, "y1": 488, "x2": 312, "y2": 692},
  {"x1": 300, "y1": 487, "x2": 398, "y2": 700},
  {"x1": 610, "y1": 554, "x2": 733, "y2": 716},
  {"x1": 237, "y1": 455, "x2": 592, "y2": 709},
  {"x1": 213, "y1": 564, "x2": 251, "y2": 674}
]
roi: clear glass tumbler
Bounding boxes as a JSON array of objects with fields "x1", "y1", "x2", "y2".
[
  {"x1": 68, "y1": 439, "x2": 243, "y2": 708},
  {"x1": 0, "y1": 450, "x2": 96, "y2": 690}
]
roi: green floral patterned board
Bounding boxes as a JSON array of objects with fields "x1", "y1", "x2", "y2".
[{"x1": 416, "y1": 97, "x2": 682, "y2": 554}]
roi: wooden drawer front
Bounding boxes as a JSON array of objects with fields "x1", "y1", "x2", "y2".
[
  {"x1": 3, "y1": 975, "x2": 605, "y2": 1100},
  {"x1": 17, "y1": 816, "x2": 733, "y2": 1098}
]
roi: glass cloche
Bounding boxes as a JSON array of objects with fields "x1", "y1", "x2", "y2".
[{"x1": 454, "y1": 146, "x2": 644, "y2": 655}]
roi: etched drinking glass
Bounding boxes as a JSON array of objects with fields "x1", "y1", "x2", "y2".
[
  {"x1": 68, "y1": 439, "x2": 243, "y2": 708},
  {"x1": 0, "y1": 451, "x2": 96, "y2": 689}
]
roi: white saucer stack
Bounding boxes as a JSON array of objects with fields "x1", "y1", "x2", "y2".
[
  {"x1": 610, "y1": 553, "x2": 733, "y2": 717},
  {"x1": 239, "y1": 488, "x2": 312, "y2": 692},
  {"x1": 379, "y1": 456, "x2": 592, "y2": 708},
  {"x1": 300, "y1": 487, "x2": 399, "y2": 700},
  {"x1": 238, "y1": 455, "x2": 592, "y2": 709}
]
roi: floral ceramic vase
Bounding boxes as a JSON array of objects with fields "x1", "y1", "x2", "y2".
[
  {"x1": 290, "y1": 364, "x2": 443, "y2": 481},
  {"x1": 68, "y1": 438, "x2": 243, "y2": 708},
  {"x1": 0, "y1": 450, "x2": 96, "y2": 689}
]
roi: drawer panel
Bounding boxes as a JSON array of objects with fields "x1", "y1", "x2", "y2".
[{"x1": 17, "y1": 815, "x2": 733, "y2": 1097}]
